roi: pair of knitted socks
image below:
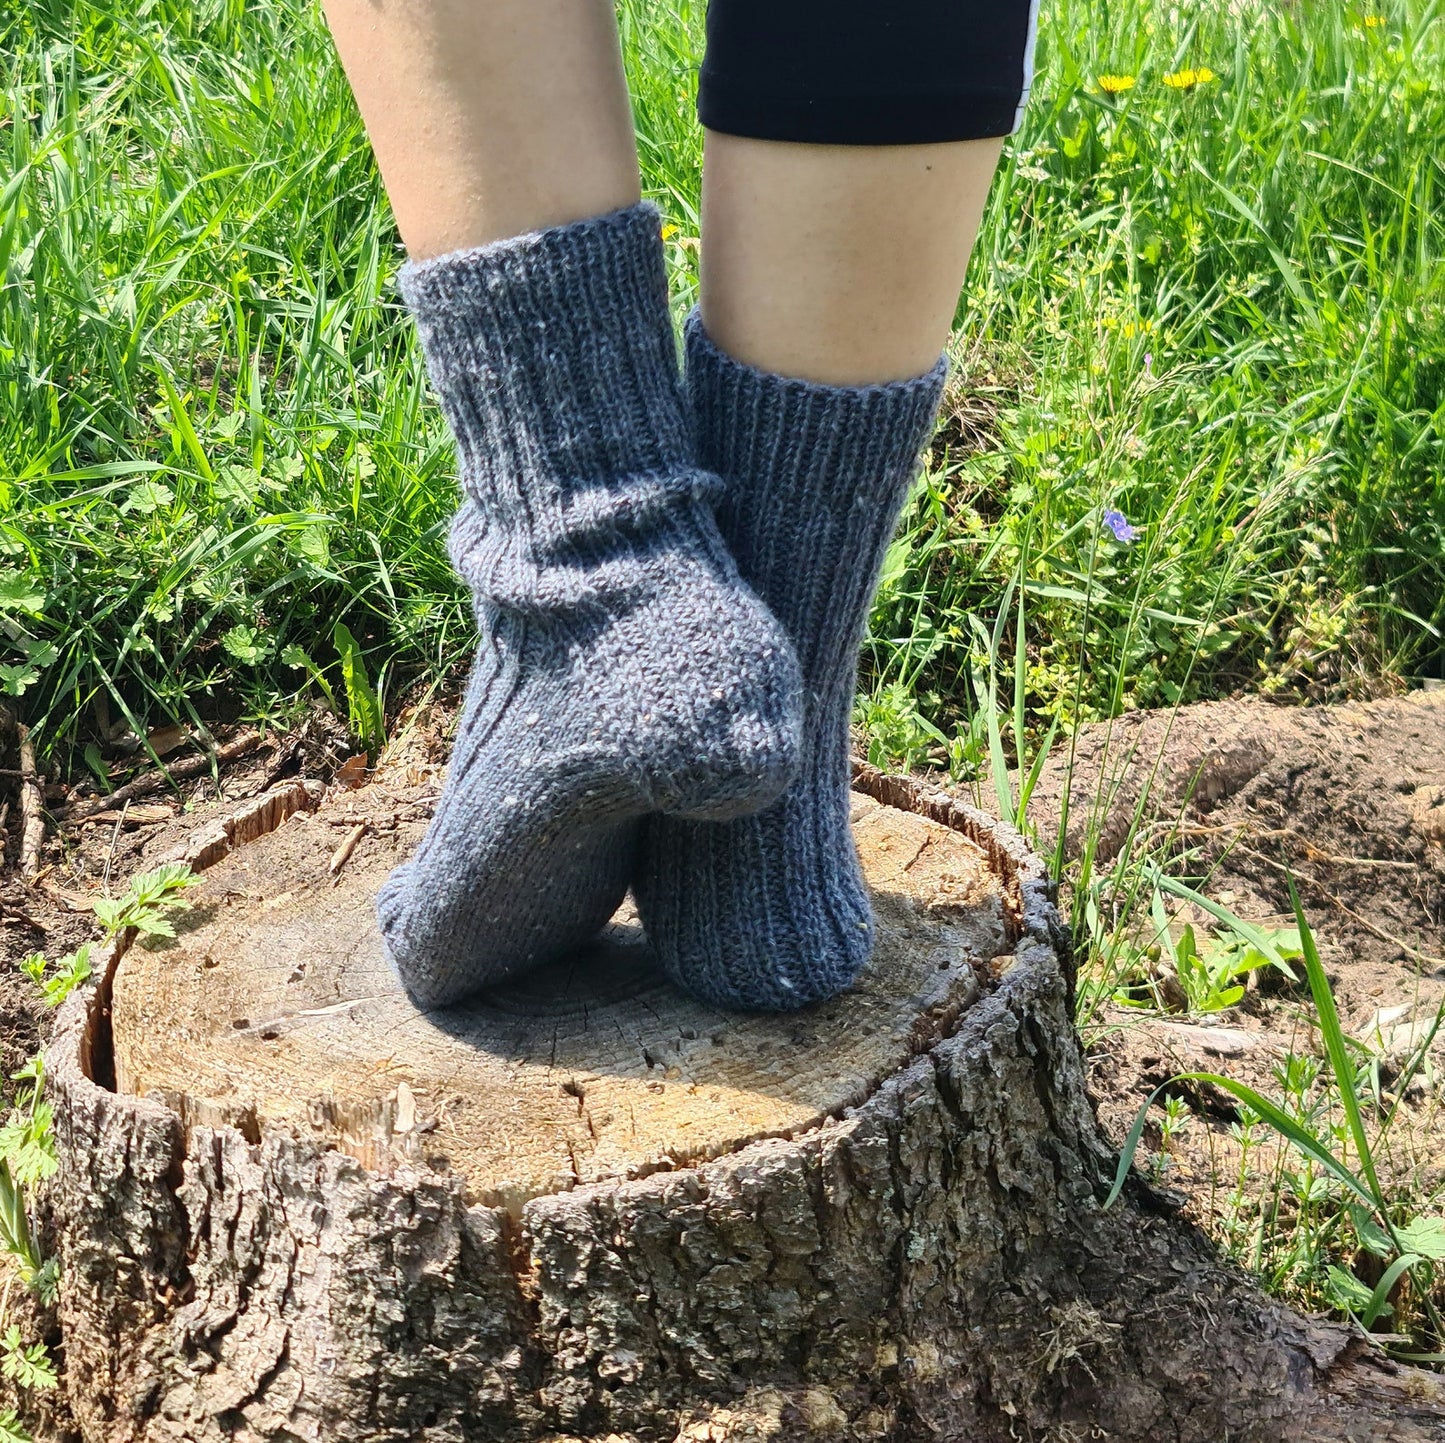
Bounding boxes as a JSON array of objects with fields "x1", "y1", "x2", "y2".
[{"x1": 378, "y1": 202, "x2": 945, "y2": 1013}]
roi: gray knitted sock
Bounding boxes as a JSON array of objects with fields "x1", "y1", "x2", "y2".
[
  {"x1": 378, "y1": 207, "x2": 802, "y2": 1009},
  {"x1": 634, "y1": 312, "x2": 946, "y2": 1012}
]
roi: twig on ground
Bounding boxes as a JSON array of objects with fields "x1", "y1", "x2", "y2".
[
  {"x1": 40, "y1": 883, "x2": 93, "y2": 913},
  {"x1": 0, "y1": 900, "x2": 44, "y2": 930},
  {"x1": 78, "y1": 802, "x2": 175, "y2": 827},
  {"x1": 0, "y1": 797, "x2": 8, "y2": 870},
  {"x1": 1174, "y1": 821, "x2": 1419, "y2": 869},
  {"x1": 102, "y1": 800, "x2": 130, "y2": 895},
  {"x1": 328, "y1": 823, "x2": 367, "y2": 880},
  {"x1": 18, "y1": 724, "x2": 45, "y2": 879},
  {"x1": 58, "y1": 730, "x2": 267, "y2": 822},
  {"x1": 1303, "y1": 852, "x2": 1419, "y2": 871}
]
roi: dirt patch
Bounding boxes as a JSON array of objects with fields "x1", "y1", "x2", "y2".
[
  {"x1": 1027, "y1": 686, "x2": 1445, "y2": 979},
  {"x1": 1022, "y1": 689, "x2": 1445, "y2": 1278}
]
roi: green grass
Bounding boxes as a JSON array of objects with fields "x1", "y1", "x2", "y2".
[
  {"x1": 1108, "y1": 885, "x2": 1445, "y2": 1356},
  {"x1": 1, "y1": 0, "x2": 1441, "y2": 772},
  {"x1": 866, "y1": 0, "x2": 1445, "y2": 761}
]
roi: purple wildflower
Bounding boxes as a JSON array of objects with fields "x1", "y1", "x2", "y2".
[
  {"x1": 1143, "y1": 351, "x2": 1153, "y2": 377},
  {"x1": 1103, "y1": 507, "x2": 1140, "y2": 544}
]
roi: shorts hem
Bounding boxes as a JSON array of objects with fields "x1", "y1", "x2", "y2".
[{"x1": 697, "y1": 75, "x2": 1026, "y2": 146}]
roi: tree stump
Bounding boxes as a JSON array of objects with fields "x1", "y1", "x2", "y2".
[{"x1": 41, "y1": 766, "x2": 1445, "y2": 1442}]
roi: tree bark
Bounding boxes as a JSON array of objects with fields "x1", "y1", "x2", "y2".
[{"x1": 38, "y1": 766, "x2": 1445, "y2": 1442}]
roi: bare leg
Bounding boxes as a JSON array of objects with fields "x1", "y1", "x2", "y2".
[
  {"x1": 699, "y1": 133, "x2": 1005, "y2": 386},
  {"x1": 319, "y1": 0, "x2": 641, "y2": 259}
]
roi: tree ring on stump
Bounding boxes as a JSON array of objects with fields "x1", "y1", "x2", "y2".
[{"x1": 105, "y1": 776, "x2": 1020, "y2": 1214}]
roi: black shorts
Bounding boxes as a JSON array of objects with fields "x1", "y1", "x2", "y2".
[{"x1": 697, "y1": 1, "x2": 1041, "y2": 146}]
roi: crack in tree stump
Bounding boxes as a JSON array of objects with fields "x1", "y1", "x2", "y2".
[{"x1": 38, "y1": 770, "x2": 1445, "y2": 1442}]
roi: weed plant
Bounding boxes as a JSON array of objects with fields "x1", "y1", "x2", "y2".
[{"x1": 1110, "y1": 885, "x2": 1445, "y2": 1358}]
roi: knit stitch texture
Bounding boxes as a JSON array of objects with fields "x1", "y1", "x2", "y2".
[
  {"x1": 378, "y1": 206, "x2": 803, "y2": 1008},
  {"x1": 634, "y1": 312, "x2": 946, "y2": 1011}
]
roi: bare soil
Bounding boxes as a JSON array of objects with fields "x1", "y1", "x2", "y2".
[{"x1": 1019, "y1": 688, "x2": 1445, "y2": 1258}]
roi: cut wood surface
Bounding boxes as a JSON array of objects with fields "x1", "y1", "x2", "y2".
[{"x1": 111, "y1": 787, "x2": 1005, "y2": 1213}]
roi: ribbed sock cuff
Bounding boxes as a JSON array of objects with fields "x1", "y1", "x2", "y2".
[
  {"x1": 398, "y1": 202, "x2": 693, "y2": 506},
  {"x1": 683, "y1": 309, "x2": 947, "y2": 496},
  {"x1": 683, "y1": 310, "x2": 946, "y2": 675}
]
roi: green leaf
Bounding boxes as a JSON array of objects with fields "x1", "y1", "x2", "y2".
[
  {"x1": 333, "y1": 622, "x2": 384, "y2": 752},
  {"x1": 1326, "y1": 1264, "x2": 1376, "y2": 1314},
  {"x1": 1397, "y1": 1216, "x2": 1445, "y2": 1261},
  {"x1": 1361, "y1": 1254, "x2": 1422, "y2": 1328},
  {"x1": 0, "y1": 1406, "x2": 33, "y2": 1443},
  {"x1": 1104, "y1": 1080, "x2": 1174, "y2": 1208},
  {"x1": 0, "y1": 1325, "x2": 56, "y2": 1392},
  {"x1": 294, "y1": 524, "x2": 330, "y2": 567},
  {"x1": 876, "y1": 536, "x2": 912, "y2": 596},
  {"x1": 83, "y1": 743, "x2": 112, "y2": 790},
  {"x1": 129, "y1": 911, "x2": 178, "y2": 939},
  {"x1": 1148, "y1": 870, "x2": 1301, "y2": 982},
  {"x1": 0, "y1": 665, "x2": 40, "y2": 698},
  {"x1": 221, "y1": 624, "x2": 272, "y2": 666},
  {"x1": 150, "y1": 363, "x2": 214, "y2": 482},
  {"x1": 1351, "y1": 1205, "x2": 1394, "y2": 1258},
  {"x1": 0, "y1": 1104, "x2": 57, "y2": 1188},
  {"x1": 213, "y1": 464, "x2": 260, "y2": 505},
  {"x1": 40, "y1": 946, "x2": 91, "y2": 1007},
  {"x1": 0, "y1": 570, "x2": 44, "y2": 615},
  {"x1": 280, "y1": 643, "x2": 337, "y2": 708},
  {"x1": 92, "y1": 863, "x2": 198, "y2": 939},
  {"x1": 29, "y1": 1258, "x2": 58, "y2": 1308},
  {"x1": 0, "y1": 1157, "x2": 41, "y2": 1277},
  {"x1": 118, "y1": 480, "x2": 175, "y2": 516},
  {"x1": 91, "y1": 897, "x2": 126, "y2": 933},
  {"x1": 275, "y1": 453, "x2": 305, "y2": 484},
  {"x1": 131, "y1": 862, "x2": 199, "y2": 904},
  {"x1": 1289, "y1": 878, "x2": 1383, "y2": 1205}
]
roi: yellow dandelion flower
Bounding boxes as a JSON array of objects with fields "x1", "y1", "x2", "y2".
[
  {"x1": 1096, "y1": 73, "x2": 1136, "y2": 94},
  {"x1": 1162, "y1": 66, "x2": 1217, "y2": 89},
  {"x1": 1361, "y1": 14, "x2": 1387, "y2": 27},
  {"x1": 660, "y1": 223, "x2": 679, "y2": 240}
]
